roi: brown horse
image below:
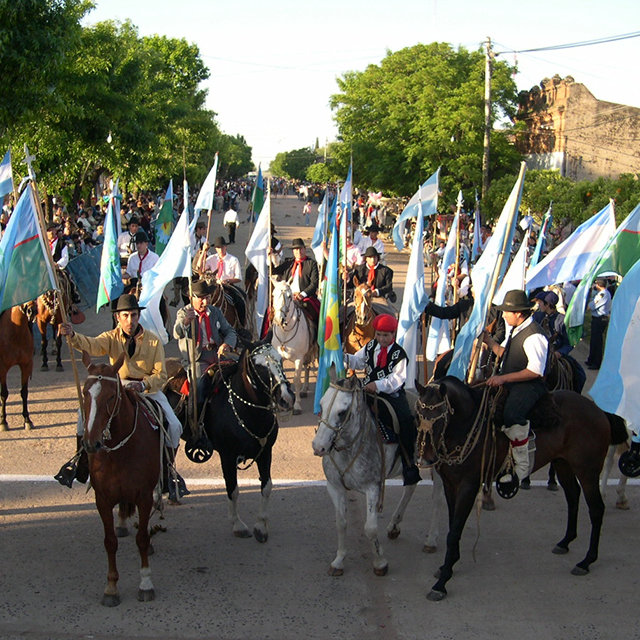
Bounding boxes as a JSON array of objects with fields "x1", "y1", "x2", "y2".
[
  {"x1": 344, "y1": 280, "x2": 394, "y2": 355},
  {"x1": 0, "y1": 306, "x2": 35, "y2": 430},
  {"x1": 415, "y1": 376, "x2": 627, "y2": 601},
  {"x1": 205, "y1": 278, "x2": 245, "y2": 329},
  {"x1": 35, "y1": 290, "x2": 65, "y2": 372},
  {"x1": 80, "y1": 351, "x2": 161, "y2": 606}
]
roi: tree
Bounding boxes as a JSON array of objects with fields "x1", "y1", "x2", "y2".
[
  {"x1": 268, "y1": 147, "x2": 316, "y2": 180},
  {"x1": 306, "y1": 162, "x2": 337, "y2": 184},
  {"x1": 330, "y1": 42, "x2": 521, "y2": 201}
]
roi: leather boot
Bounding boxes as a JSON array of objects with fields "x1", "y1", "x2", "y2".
[{"x1": 162, "y1": 447, "x2": 190, "y2": 502}]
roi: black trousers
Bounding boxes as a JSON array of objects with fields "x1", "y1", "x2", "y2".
[
  {"x1": 503, "y1": 379, "x2": 547, "y2": 428},
  {"x1": 588, "y1": 316, "x2": 609, "y2": 367},
  {"x1": 226, "y1": 222, "x2": 237, "y2": 244}
]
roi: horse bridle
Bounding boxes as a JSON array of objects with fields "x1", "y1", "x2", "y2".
[
  {"x1": 355, "y1": 285, "x2": 374, "y2": 326},
  {"x1": 415, "y1": 391, "x2": 454, "y2": 462},
  {"x1": 317, "y1": 382, "x2": 365, "y2": 452},
  {"x1": 272, "y1": 285, "x2": 303, "y2": 344}
]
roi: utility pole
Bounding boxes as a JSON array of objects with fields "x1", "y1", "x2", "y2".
[{"x1": 482, "y1": 37, "x2": 493, "y2": 199}]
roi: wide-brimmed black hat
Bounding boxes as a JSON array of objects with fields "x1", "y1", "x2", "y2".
[
  {"x1": 363, "y1": 246, "x2": 380, "y2": 258},
  {"x1": 213, "y1": 236, "x2": 227, "y2": 248},
  {"x1": 134, "y1": 230, "x2": 149, "y2": 243},
  {"x1": 191, "y1": 280, "x2": 212, "y2": 298},
  {"x1": 127, "y1": 217, "x2": 140, "y2": 226},
  {"x1": 495, "y1": 290, "x2": 534, "y2": 312},
  {"x1": 46, "y1": 222, "x2": 60, "y2": 231},
  {"x1": 112, "y1": 294, "x2": 146, "y2": 312},
  {"x1": 291, "y1": 238, "x2": 306, "y2": 248},
  {"x1": 367, "y1": 224, "x2": 381, "y2": 233}
]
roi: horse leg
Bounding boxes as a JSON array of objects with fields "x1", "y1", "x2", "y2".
[
  {"x1": 326, "y1": 482, "x2": 347, "y2": 576},
  {"x1": 20, "y1": 365, "x2": 33, "y2": 430},
  {"x1": 96, "y1": 495, "x2": 120, "y2": 607},
  {"x1": 253, "y1": 451, "x2": 273, "y2": 543},
  {"x1": 428, "y1": 477, "x2": 479, "y2": 601},
  {"x1": 423, "y1": 469, "x2": 444, "y2": 553},
  {"x1": 40, "y1": 325, "x2": 49, "y2": 372},
  {"x1": 551, "y1": 459, "x2": 580, "y2": 555},
  {"x1": 364, "y1": 485, "x2": 388, "y2": 576},
  {"x1": 386, "y1": 483, "x2": 417, "y2": 540},
  {"x1": 292, "y1": 359, "x2": 303, "y2": 414},
  {"x1": 615, "y1": 476, "x2": 630, "y2": 510},
  {"x1": 54, "y1": 330, "x2": 64, "y2": 372},
  {"x1": 135, "y1": 498, "x2": 155, "y2": 602},
  {"x1": 572, "y1": 471, "x2": 605, "y2": 576},
  {"x1": 221, "y1": 455, "x2": 251, "y2": 538},
  {"x1": 0, "y1": 377, "x2": 8, "y2": 431},
  {"x1": 301, "y1": 361, "x2": 310, "y2": 398}
]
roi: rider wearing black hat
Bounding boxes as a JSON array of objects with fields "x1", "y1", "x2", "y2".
[
  {"x1": 483, "y1": 289, "x2": 550, "y2": 497},
  {"x1": 125, "y1": 230, "x2": 159, "y2": 280},
  {"x1": 349, "y1": 246, "x2": 395, "y2": 302}
]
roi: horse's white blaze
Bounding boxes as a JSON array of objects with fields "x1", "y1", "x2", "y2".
[
  {"x1": 85, "y1": 381, "x2": 102, "y2": 436},
  {"x1": 139, "y1": 566, "x2": 154, "y2": 591},
  {"x1": 312, "y1": 388, "x2": 351, "y2": 456}
]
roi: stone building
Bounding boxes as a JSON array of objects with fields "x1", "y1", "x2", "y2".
[{"x1": 515, "y1": 75, "x2": 640, "y2": 181}]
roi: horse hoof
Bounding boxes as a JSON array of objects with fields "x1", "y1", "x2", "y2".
[
  {"x1": 293, "y1": 409, "x2": 302, "y2": 416},
  {"x1": 427, "y1": 589, "x2": 447, "y2": 602},
  {"x1": 547, "y1": 482, "x2": 559, "y2": 492},
  {"x1": 328, "y1": 566, "x2": 343, "y2": 577},
  {"x1": 299, "y1": 391, "x2": 308, "y2": 398},
  {"x1": 101, "y1": 593, "x2": 121, "y2": 607},
  {"x1": 552, "y1": 545, "x2": 569, "y2": 555},
  {"x1": 616, "y1": 499, "x2": 630, "y2": 510},
  {"x1": 253, "y1": 528, "x2": 269, "y2": 543},
  {"x1": 0, "y1": 422, "x2": 7, "y2": 432},
  {"x1": 40, "y1": 365, "x2": 49, "y2": 372},
  {"x1": 423, "y1": 545, "x2": 438, "y2": 554},
  {"x1": 55, "y1": 366, "x2": 64, "y2": 372},
  {"x1": 374, "y1": 564, "x2": 388, "y2": 577},
  {"x1": 387, "y1": 528, "x2": 400, "y2": 540},
  {"x1": 24, "y1": 421, "x2": 33, "y2": 431},
  {"x1": 137, "y1": 588, "x2": 155, "y2": 602},
  {"x1": 233, "y1": 529, "x2": 253, "y2": 539},
  {"x1": 571, "y1": 565, "x2": 589, "y2": 576},
  {"x1": 482, "y1": 499, "x2": 496, "y2": 511},
  {"x1": 115, "y1": 527, "x2": 129, "y2": 538}
]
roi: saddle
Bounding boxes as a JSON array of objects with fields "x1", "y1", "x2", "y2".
[{"x1": 491, "y1": 387, "x2": 562, "y2": 432}]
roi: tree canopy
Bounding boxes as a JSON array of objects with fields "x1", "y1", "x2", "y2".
[{"x1": 330, "y1": 42, "x2": 522, "y2": 201}]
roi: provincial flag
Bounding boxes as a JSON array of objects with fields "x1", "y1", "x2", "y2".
[
  {"x1": 194, "y1": 153, "x2": 219, "y2": 214},
  {"x1": 154, "y1": 179, "x2": 174, "y2": 255},
  {"x1": 252, "y1": 164, "x2": 265, "y2": 219},
  {"x1": 96, "y1": 187, "x2": 124, "y2": 311},
  {"x1": 245, "y1": 192, "x2": 271, "y2": 334}
]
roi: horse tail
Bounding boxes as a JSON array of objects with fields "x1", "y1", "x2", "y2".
[
  {"x1": 118, "y1": 501, "x2": 136, "y2": 521},
  {"x1": 605, "y1": 412, "x2": 629, "y2": 446}
]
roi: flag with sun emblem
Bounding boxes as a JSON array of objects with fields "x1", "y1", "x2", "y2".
[{"x1": 314, "y1": 219, "x2": 345, "y2": 413}]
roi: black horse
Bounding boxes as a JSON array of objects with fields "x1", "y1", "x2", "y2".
[
  {"x1": 415, "y1": 376, "x2": 627, "y2": 601},
  {"x1": 166, "y1": 342, "x2": 295, "y2": 542}
]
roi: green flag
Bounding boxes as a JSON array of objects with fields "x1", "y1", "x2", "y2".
[
  {"x1": 155, "y1": 179, "x2": 174, "y2": 255},
  {"x1": 251, "y1": 165, "x2": 264, "y2": 219}
]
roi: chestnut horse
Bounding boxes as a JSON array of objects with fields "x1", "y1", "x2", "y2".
[
  {"x1": 80, "y1": 351, "x2": 161, "y2": 606},
  {"x1": 415, "y1": 376, "x2": 627, "y2": 601},
  {"x1": 344, "y1": 280, "x2": 394, "y2": 355},
  {"x1": 35, "y1": 290, "x2": 65, "y2": 372},
  {"x1": 0, "y1": 306, "x2": 35, "y2": 430}
]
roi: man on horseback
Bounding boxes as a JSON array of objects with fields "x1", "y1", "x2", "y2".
[
  {"x1": 57, "y1": 295, "x2": 183, "y2": 488},
  {"x1": 117, "y1": 217, "x2": 140, "y2": 266},
  {"x1": 272, "y1": 237, "x2": 320, "y2": 324},
  {"x1": 483, "y1": 289, "x2": 549, "y2": 496},
  {"x1": 173, "y1": 279, "x2": 237, "y2": 406},
  {"x1": 344, "y1": 313, "x2": 421, "y2": 486},
  {"x1": 349, "y1": 247, "x2": 395, "y2": 303},
  {"x1": 124, "y1": 231, "x2": 159, "y2": 282}
]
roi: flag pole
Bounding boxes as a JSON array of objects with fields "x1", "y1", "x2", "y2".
[
  {"x1": 267, "y1": 181, "x2": 273, "y2": 321},
  {"x1": 466, "y1": 162, "x2": 525, "y2": 383},
  {"x1": 22, "y1": 145, "x2": 85, "y2": 420},
  {"x1": 186, "y1": 277, "x2": 200, "y2": 441}
]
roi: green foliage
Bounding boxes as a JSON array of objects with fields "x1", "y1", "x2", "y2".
[
  {"x1": 330, "y1": 42, "x2": 521, "y2": 201},
  {"x1": 306, "y1": 162, "x2": 338, "y2": 184}
]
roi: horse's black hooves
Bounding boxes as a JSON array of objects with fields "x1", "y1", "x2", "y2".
[
  {"x1": 547, "y1": 483, "x2": 559, "y2": 492},
  {"x1": 101, "y1": 593, "x2": 121, "y2": 607},
  {"x1": 571, "y1": 565, "x2": 589, "y2": 576},
  {"x1": 254, "y1": 528, "x2": 268, "y2": 543},
  {"x1": 137, "y1": 588, "x2": 155, "y2": 602},
  {"x1": 552, "y1": 545, "x2": 569, "y2": 555},
  {"x1": 40, "y1": 365, "x2": 49, "y2": 372},
  {"x1": 115, "y1": 527, "x2": 129, "y2": 538},
  {"x1": 55, "y1": 366, "x2": 64, "y2": 372},
  {"x1": 374, "y1": 564, "x2": 388, "y2": 576},
  {"x1": 427, "y1": 589, "x2": 447, "y2": 602},
  {"x1": 0, "y1": 422, "x2": 7, "y2": 432},
  {"x1": 233, "y1": 529, "x2": 253, "y2": 539}
]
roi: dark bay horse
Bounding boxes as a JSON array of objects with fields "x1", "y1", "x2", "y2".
[
  {"x1": 415, "y1": 376, "x2": 627, "y2": 601},
  {"x1": 167, "y1": 342, "x2": 295, "y2": 541},
  {"x1": 80, "y1": 351, "x2": 161, "y2": 606},
  {"x1": 0, "y1": 306, "x2": 35, "y2": 430}
]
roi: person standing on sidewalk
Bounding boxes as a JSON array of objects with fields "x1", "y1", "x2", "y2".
[
  {"x1": 586, "y1": 278, "x2": 612, "y2": 370},
  {"x1": 223, "y1": 207, "x2": 239, "y2": 244}
]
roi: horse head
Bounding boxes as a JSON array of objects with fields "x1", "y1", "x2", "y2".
[
  {"x1": 81, "y1": 350, "x2": 126, "y2": 453},
  {"x1": 246, "y1": 342, "x2": 295, "y2": 411},
  {"x1": 353, "y1": 281, "x2": 374, "y2": 326},
  {"x1": 312, "y1": 374, "x2": 363, "y2": 456},
  {"x1": 271, "y1": 277, "x2": 295, "y2": 328}
]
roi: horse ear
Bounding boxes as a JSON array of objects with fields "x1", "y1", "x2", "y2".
[
  {"x1": 438, "y1": 382, "x2": 448, "y2": 397},
  {"x1": 353, "y1": 275, "x2": 360, "y2": 287},
  {"x1": 82, "y1": 350, "x2": 91, "y2": 369},
  {"x1": 113, "y1": 352, "x2": 126, "y2": 373},
  {"x1": 328, "y1": 364, "x2": 338, "y2": 383},
  {"x1": 415, "y1": 380, "x2": 426, "y2": 395}
]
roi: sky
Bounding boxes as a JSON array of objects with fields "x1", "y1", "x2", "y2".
[{"x1": 83, "y1": 0, "x2": 640, "y2": 171}]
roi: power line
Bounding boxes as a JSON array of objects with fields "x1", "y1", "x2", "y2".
[{"x1": 496, "y1": 31, "x2": 640, "y2": 55}]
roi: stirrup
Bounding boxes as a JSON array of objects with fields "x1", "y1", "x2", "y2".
[
  {"x1": 54, "y1": 452, "x2": 81, "y2": 488},
  {"x1": 496, "y1": 473, "x2": 519, "y2": 499},
  {"x1": 167, "y1": 471, "x2": 190, "y2": 502},
  {"x1": 619, "y1": 451, "x2": 640, "y2": 478}
]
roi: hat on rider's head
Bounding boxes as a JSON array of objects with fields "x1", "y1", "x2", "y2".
[
  {"x1": 537, "y1": 291, "x2": 559, "y2": 307},
  {"x1": 112, "y1": 294, "x2": 146, "y2": 313},
  {"x1": 127, "y1": 217, "x2": 140, "y2": 226},
  {"x1": 291, "y1": 237, "x2": 306, "y2": 249},
  {"x1": 367, "y1": 224, "x2": 381, "y2": 233},
  {"x1": 372, "y1": 314, "x2": 398, "y2": 333},
  {"x1": 496, "y1": 289, "x2": 534, "y2": 312},
  {"x1": 363, "y1": 246, "x2": 380, "y2": 258},
  {"x1": 191, "y1": 279, "x2": 212, "y2": 298},
  {"x1": 213, "y1": 236, "x2": 227, "y2": 248},
  {"x1": 46, "y1": 221, "x2": 60, "y2": 231},
  {"x1": 134, "y1": 230, "x2": 149, "y2": 243}
]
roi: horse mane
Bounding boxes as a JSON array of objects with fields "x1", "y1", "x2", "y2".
[{"x1": 437, "y1": 375, "x2": 483, "y2": 407}]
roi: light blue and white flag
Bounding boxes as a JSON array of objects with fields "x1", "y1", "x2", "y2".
[
  {"x1": 340, "y1": 161, "x2": 352, "y2": 223},
  {"x1": 448, "y1": 162, "x2": 527, "y2": 381},
  {"x1": 525, "y1": 202, "x2": 616, "y2": 290},
  {"x1": 493, "y1": 228, "x2": 530, "y2": 306},
  {"x1": 471, "y1": 191, "x2": 482, "y2": 262},
  {"x1": 397, "y1": 190, "x2": 429, "y2": 387},
  {"x1": 245, "y1": 192, "x2": 271, "y2": 334},
  {"x1": 139, "y1": 207, "x2": 192, "y2": 343},
  {"x1": 392, "y1": 168, "x2": 440, "y2": 252},
  {"x1": 311, "y1": 187, "x2": 329, "y2": 266},
  {"x1": 529, "y1": 205, "x2": 552, "y2": 270},
  {"x1": 0, "y1": 149, "x2": 14, "y2": 199},
  {"x1": 426, "y1": 206, "x2": 459, "y2": 361},
  {"x1": 194, "y1": 153, "x2": 219, "y2": 214},
  {"x1": 589, "y1": 258, "x2": 640, "y2": 429}
]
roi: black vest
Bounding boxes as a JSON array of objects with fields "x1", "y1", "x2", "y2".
[
  {"x1": 363, "y1": 341, "x2": 407, "y2": 387},
  {"x1": 499, "y1": 320, "x2": 549, "y2": 376},
  {"x1": 52, "y1": 238, "x2": 64, "y2": 263}
]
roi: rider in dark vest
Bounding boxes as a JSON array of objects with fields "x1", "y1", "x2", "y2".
[
  {"x1": 345, "y1": 313, "x2": 421, "y2": 486},
  {"x1": 483, "y1": 290, "x2": 549, "y2": 497}
]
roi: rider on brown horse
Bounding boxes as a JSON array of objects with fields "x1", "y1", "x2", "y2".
[
  {"x1": 56, "y1": 294, "x2": 183, "y2": 487},
  {"x1": 348, "y1": 246, "x2": 395, "y2": 303},
  {"x1": 344, "y1": 313, "x2": 421, "y2": 486},
  {"x1": 483, "y1": 289, "x2": 550, "y2": 498}
]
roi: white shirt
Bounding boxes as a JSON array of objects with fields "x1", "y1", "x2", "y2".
[
  {"x1": 359, "y1": 235, "x2": 385, "y2": 258},
  {"x1": 204, "y1": 252, "x2": 242, "y2": 282},
  {"x1": 223, "y1": 209, "x2": 238, "y2": 225},
  {"x1": 345, "y1": 342, "x2": 407, "y2": 394},
  {"x1": 126, "y1": 249, "x2": 159, "y2": 279},
  {"x1": 588, "y1": 288, "x2": 612, "y2": 317},
  {"x1": 501, "y1": 317, "x2": 548, "y2": 377},
  {"x1": 117, "y1": 231, "x2": 137, "y2": 258},
  {"x1": 346, "y1": 244, "x2": 363, "y2": 268},
  {"x1": 50, "y1": 238, "x2": 69, "y2": 269},
  {"x1": 191, "y1": 232, "x2": 207, "y2": 257}
]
